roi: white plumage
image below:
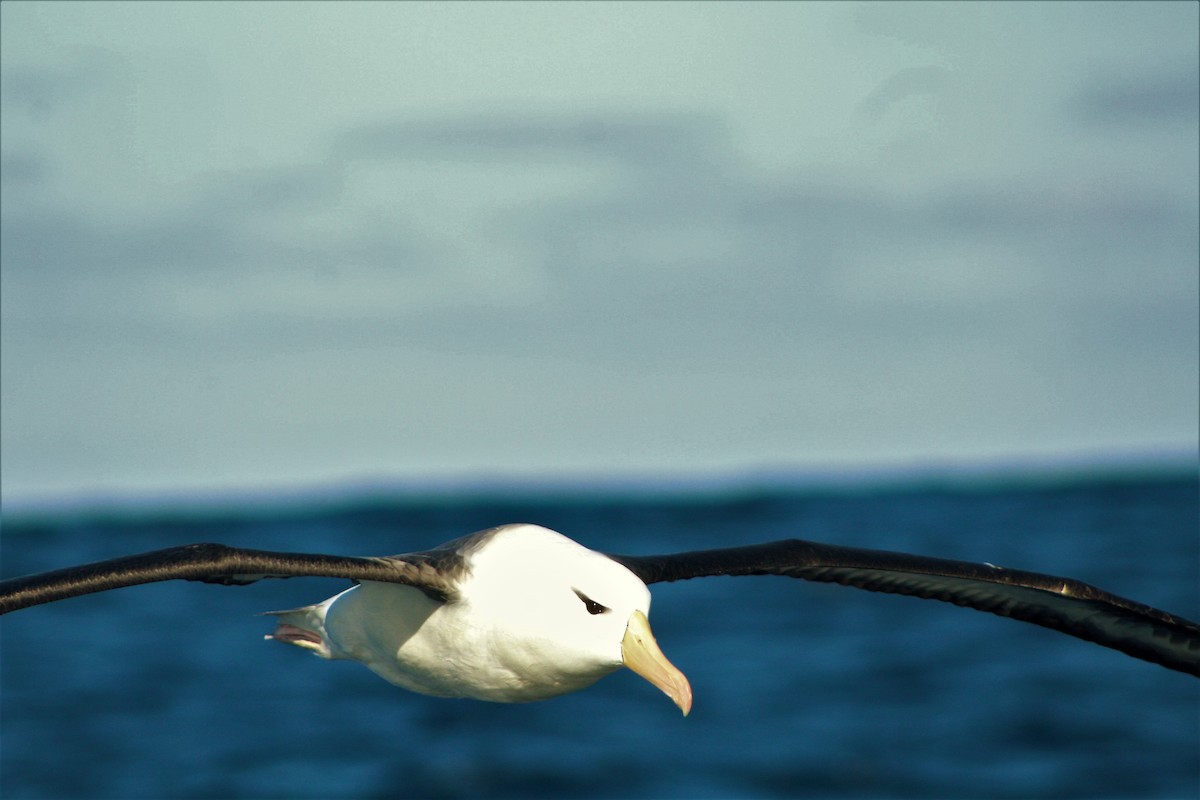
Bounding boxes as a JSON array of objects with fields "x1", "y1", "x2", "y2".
[{"x1": 266, "y1": 524, "x2": 692, "y2": 712}]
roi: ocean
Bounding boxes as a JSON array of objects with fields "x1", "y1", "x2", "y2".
[{"x1": 1, "y1": 471, "x2": 1197, "y2": 799}]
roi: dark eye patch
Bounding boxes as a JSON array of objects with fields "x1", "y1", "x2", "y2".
[{"x1": 573, "y1": 589, "x2": 610, "y2": 615}]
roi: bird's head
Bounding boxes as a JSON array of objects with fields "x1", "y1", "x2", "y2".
[{"x1": 462, "y1": 524, "x2": 692, "y2": 714}]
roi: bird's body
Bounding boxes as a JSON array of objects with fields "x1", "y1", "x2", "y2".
[
  {"x1": 263, "y1": 525, "x2": 680, "y2": 706},
  {"x1": 0, "y1": 522, "x2": 1196, "y2": 715}
]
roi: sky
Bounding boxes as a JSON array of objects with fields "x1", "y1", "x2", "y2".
[{"x1": 1, "y1": 2, "x2": 1197, "y2": 504}]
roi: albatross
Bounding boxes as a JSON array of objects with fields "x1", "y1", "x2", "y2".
[{"x1": 1, "y1": 523, "x2": 1196, "y2": 714}]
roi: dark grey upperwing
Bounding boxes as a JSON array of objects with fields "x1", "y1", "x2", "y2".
[
  {"x1": 0, "y1": 543, "x2": 462, "y2": 615},
  {"x1": 607, "y1": 539, "x2": 1200, "y2": 678}
]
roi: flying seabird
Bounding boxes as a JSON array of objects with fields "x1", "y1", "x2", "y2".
[{"x1": 1, "y1": 523, "x2": 1196, "y2": 714}]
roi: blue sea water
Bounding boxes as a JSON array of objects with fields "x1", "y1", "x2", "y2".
[{"x1": 1, "y1": 472, "x2": 1197, "y2": 799}]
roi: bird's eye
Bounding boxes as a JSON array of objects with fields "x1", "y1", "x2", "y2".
[{"x1": 573, "y1": 589, "x2": 610, "y2": 615}]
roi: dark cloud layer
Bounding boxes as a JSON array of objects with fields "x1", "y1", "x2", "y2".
[
  {"x1": 1072, "y1": 69, "x2": 1200, "y2": 125},
  {"x1": 332, "y1": 112, "x2": 728, "y2": 166},
  {"x1": 3, "y1": 106, "x2": 1195, "y2": 362}
]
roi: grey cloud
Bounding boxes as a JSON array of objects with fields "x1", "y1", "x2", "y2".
[
  {"x1": 519, "y1": 158, "x2": 1195, "y2": 360},
  {"x1": 2, "y1": 107, "x2": 1195, "y2": 372},
  {"x1": 331, "y1": 111, "x2": 730, "y2": 170},
  {"x1": 1, "y1": 206, "x2": 240, "y2": 278},
  {"x1": 928, "y1": 186, "x2": 1187, "y2": 232},
  {"x1": 1071, "y1": 69, "x2": 1200, "y2": 125},
  {"x1": 1, "y1": 209, "x2": 113, "y2": 274},
  {"x1": 0, "y1": 50, "x2": 119, "y2": 118},
  {"x1": 3, "y1": 110, "x2": 741, "y2": 337},
  {"x1": 0, "y1": 150, "x2": 49, "y2": 185},
  {"x1": 204, "y1": 164, "x2": 347, "y2": 216},
  {"x1": 856, "y1": 66, "x2": 958, "y2": 123}
]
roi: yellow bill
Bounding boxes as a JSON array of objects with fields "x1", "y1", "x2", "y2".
[{"x1": 621, "y1": 610, "x2": 693, "y2": 715}]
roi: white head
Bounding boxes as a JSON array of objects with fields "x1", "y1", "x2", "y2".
[{"x1": 462, "y1": 524, "x2": 692, "y2": 713}]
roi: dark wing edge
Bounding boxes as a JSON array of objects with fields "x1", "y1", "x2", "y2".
[
  {"x1": 0, "y1": 543, "x2": 458, "y2": 615},
  {"x1": 608, "y1": 539, "x2": 1200, "y2": 678}
]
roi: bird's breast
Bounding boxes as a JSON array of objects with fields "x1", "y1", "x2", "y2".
[{"x1": 322, "y1": 582, "x2": 617, "y2": 703}]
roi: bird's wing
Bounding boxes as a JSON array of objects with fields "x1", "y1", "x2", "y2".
[
  {"x1": 607, "y1": 539, "x2": 1200, "y2": 678},
  {"x1": 0, "y1": 543, "x2": 461, "y2": 614}
]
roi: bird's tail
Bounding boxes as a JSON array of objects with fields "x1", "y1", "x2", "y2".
[{"x1": 263, "y1": 602, "x2": 335, "y2": 659}]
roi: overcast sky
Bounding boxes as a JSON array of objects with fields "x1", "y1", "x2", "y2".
[{"x1": 1, "y1": 2, "x2": 1197, "y2": 503}]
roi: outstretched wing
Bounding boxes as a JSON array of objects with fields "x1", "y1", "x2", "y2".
[
  {"x1": 0, "y1": 543, "x2": 461, "y2": 614},
  {"x1": 607, "y1": 539, "x2": 1200, "y2": 678}
]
